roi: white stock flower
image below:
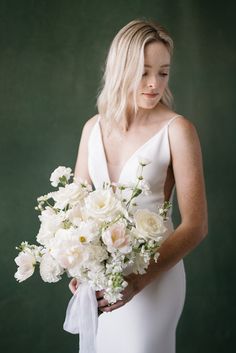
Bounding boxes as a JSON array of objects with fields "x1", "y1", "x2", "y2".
[
  {"x1": 50, "y1": 166, "x2": 73, "y2": 187},
  {"x1": 102, "y1": 222, "x2": 131, "y2": 254},
  {"x1": 14, "y1": 251, "x2": 36, "y2": 282},
  {"x1": 36, "y1": 207, "x2": 65, "y2": 246},
  {"x1": 85, "y1": 189, "x2": 126, "y2": 221},
  {"x1": 131, "y1": 253, "x2": 148, "y2": 274},
  {"x1": 133, "y1": 209, "x2": 166, "y2": 241},
  {"x1": 68, "y1": 244, "x2": 108, "y2": 278},
  {"x1": 39, "y1": 252, "x2": 63, "y2": 282},
  {"x1": 139, "y1": 180, "x2": 151, "y2": 196},
  {"x1": 49, "y1": 182, "x2": 86, "y2": 210}
]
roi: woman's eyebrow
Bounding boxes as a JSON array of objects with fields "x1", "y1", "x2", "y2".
[{"x1": 144, "y1": 64, "x2": 170, "y2": 68}]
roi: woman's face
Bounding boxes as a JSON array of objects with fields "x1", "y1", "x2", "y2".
[{"x1": 136, "y1": 41, "x2": 171, "y2": 109}]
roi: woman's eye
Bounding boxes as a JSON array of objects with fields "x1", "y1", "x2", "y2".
[
  {"x1": 160, "y1": 73, "x2": 168, "y2": 77},
  {"x1": 142, "y1": 72, "x2": 147, "y2": 76}
]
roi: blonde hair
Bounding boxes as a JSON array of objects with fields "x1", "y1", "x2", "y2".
[{"x1": 96, "y1": 18, "x2": 174, "y2": 133}]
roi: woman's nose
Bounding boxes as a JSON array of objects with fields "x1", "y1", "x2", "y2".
[{"x1": 147, "y1": 77, "x2": 158, "y2": 88}]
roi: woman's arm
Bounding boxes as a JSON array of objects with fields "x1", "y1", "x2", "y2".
[
  {"x1": 73, "y1": 114, "x2": 98, "y2": 182},
  {"x1": 98, "y1": 116, "x2": 208, "y2": 311},
  {"x1": 137, "y1": 117, "x2": 208, "y2": 284},
  {"x1": 68, "y1": 115, "x2": 98, "y2": 294}
]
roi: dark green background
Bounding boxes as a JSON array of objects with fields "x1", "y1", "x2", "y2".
[{"x1": 0, "y1": 0, "x2": 235, "y2": 352}]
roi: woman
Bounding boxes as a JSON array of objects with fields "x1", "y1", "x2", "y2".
[{"x1": 69, "y1": 18, "x2": 208, "y2": 353}]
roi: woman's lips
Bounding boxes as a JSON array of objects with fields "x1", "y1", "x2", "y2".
[{"x1": 142, "y1": 93, "x2": 159, "y2": 98}]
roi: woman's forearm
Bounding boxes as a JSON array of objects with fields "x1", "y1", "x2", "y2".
[{"x1": 133, "y1": 223, "x2": 208, "y2": 293}]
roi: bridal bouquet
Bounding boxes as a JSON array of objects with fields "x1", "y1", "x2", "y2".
[{"x1": 14, "y1": 160, "x2": 171, "y2": 353}]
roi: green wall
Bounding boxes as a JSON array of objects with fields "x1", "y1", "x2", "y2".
[{"x1": 0, "y1": 0, "x2": 235, "y2": 352}]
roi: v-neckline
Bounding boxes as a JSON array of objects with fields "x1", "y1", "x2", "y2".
[{"x1": 97, "y1": 118, "x2": 171, "y2": 184}]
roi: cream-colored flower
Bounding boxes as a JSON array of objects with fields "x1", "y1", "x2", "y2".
[
  {"x1": 36, "y1": 207, "x2": 65, "y2": 246},
  {"x1": 49, "y1": 182, "x2": 86, "y2": 209},
  {"x1": 50, "y1": 166, "x2": 73, "y2": 187},
  {"x1": 138, "y1": 157, "x2": 151, "y2": 166},
  {"x1": 84, "y1": 189, "x2": 126, "y2": 221},
  {"x1": 39, "y1": 252, "x2": 63, "y2": 282},
  {"x1": 133, "y1": 209, "x2": 166, "y2": 241},
  {"x1": 50, "y1": 228, "x2": 89, "y2": 270},
  {"x1": 14, "y1": 251, "x2": 36, "y2": 282},
  {"x1": 102, "y1": 222, "x2": 131, "y2": 254}
]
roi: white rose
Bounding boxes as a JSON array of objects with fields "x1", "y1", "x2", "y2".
[
  {"x1": 14, "y1": 251, "x2": 36, "y2": 282},
  {"x1": 49, "y1": 182, "x2": 86, "y2": 209},
  {"x1": 39, "y1": 252, "x2": 63, "y2": 283},
  {"x1": 36, "y1": 207, "x2": 65, "y2": 246},
  {"x1": 102, "y1": 222, "x2": 131, "y2": 254},
  {"x1": 133, "y1": 209, "x2": 166, "y2": 241},
  {"x1": 50, "y1": 166, "x2": 73, "y2": 187},
  {"x1": 85, "y1": 189, "x2": 126, "y2": 221}
]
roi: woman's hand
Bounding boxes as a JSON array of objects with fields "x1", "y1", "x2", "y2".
[
  {"x1": 96, "y1": 273, "x2": 142, "y2": 313},
  {"x1": 68, "y1": 277, "x2": 79, "y2": 294}
]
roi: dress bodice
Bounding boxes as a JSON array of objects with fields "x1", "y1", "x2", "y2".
[{"x1": 88, "y1": 114, "x2": 181, "y2": 235}]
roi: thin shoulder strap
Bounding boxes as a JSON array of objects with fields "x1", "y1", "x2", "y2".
[
  {"x1": 167, "y1": 114, "x2": 182, "y2": 126},
  {"x1": 96, "y1": 114, "x2": 101, "y2": 124}
]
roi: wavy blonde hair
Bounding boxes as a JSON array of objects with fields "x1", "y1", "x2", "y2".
[{"x1": 96, "y1": 18, "x2": 174, "y2": 134}]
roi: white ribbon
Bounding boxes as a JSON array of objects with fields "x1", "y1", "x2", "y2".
[{"x1": 63, "y1": 283, "x2": 98, "y2": 353}]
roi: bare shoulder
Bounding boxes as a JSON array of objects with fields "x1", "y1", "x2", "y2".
[
  {"x1": 81, "y1": 114, "x2": 99, "y2": 137},
  {"x1": 168, "y1": 115, "x2": 199, "y2": 143},
  {"x1": 168, "y1": 114, "x2": 203, "y2": 167}
]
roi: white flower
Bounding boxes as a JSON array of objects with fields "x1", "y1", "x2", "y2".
[
  {"x1": 133, "y1": 209, "x2": 166, "y2": 241},
  {"x1": 14, "y1": 251, "x2": 36, "y2": 282},
  {"x1": 138, "y1": 157, "x2": 151, "y2": 166},
  {"x1": 50, "y1": 166, "x2": 73, "y2": 187},
  {"x1": 36, "y1": 207, "x2": 65, "y2": 246},
  {"x1": 39, "y1": 252, "x2": 63, "y2": 283},
  {"x1": 49, "y1": 182, "x2": 86, "y2": 209},
  {"x1": 84, "y1": 189, "x2": 127, "y2": 221},
  {"x1": 102, "y1": 222, "x2": 131, "y2": 254},
  {"x1": 50, "y1": 228, "x2": 89, "y2": 270},
  {"x1": 66, "y1": 204, "x2": 88, "y2": 225},
  {"x1": 139, "y1": 180, "x2": 151, "y2": 196}
]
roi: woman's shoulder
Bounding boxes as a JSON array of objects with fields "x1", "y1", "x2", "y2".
[
  {"x1": 83, "y1": 114, "x2": 100, "y2": 131},
  {"x1": 80, "y1": 114, "x2": 100, "y2": 139},
  {"x1": 166, "y1": 112, "x2": 201, "y2": 156}
]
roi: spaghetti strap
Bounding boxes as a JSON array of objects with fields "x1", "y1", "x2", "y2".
[
  {"x1": 96, "y1": 114, "x2": 101, "y2": 123},
  {"x1": 167, "y1": 114, "x2": 182, "y2": 126}
]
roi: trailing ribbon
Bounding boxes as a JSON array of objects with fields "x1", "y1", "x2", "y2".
[{"x1": 63, "y1": 283, "x2": 98, "y2": 353}]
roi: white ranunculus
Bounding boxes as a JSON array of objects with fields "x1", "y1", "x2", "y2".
[
  {"x1": 39, "y1": 252, "x2": 63, "y2": 282},
  {"x1": 133, "y1": 209, "x2": 167, "y2": 241},
  {"x1": 14, "y1": 251, "x2": 36, "y2": 282},
  {"x1": 102, "y1": 222, "x2": 132, "y2": 254},
  {"x1": 49, "y1": 182, "x2": 86, "y2": 209},
  {"x1": 50, "y1": 228, "x2": 89, "y2": 270},
  {"x1": 36, "y1": 207, "x2": 65, "y2": 246},
  {"x1": 85, "y1": 189, "x2": 127, "y2": 221},
  {"x1": 50, "y1": 166, "x2": 73, "y2": 187}
]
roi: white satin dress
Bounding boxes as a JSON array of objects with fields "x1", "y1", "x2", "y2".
[{"x1": 87, "y1": 115, "x2": 186, "y2": 353}]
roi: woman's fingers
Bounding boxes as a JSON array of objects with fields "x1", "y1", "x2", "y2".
[
  {"x1": 68, "y1": 278, "x2": 79, "y2": 294},
  {"x1": 96, "y1": 289, "x2": 105, "y2": 299},
  {"x1": 97, "y1": 297, "x2": 109, "y2": 308}
]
